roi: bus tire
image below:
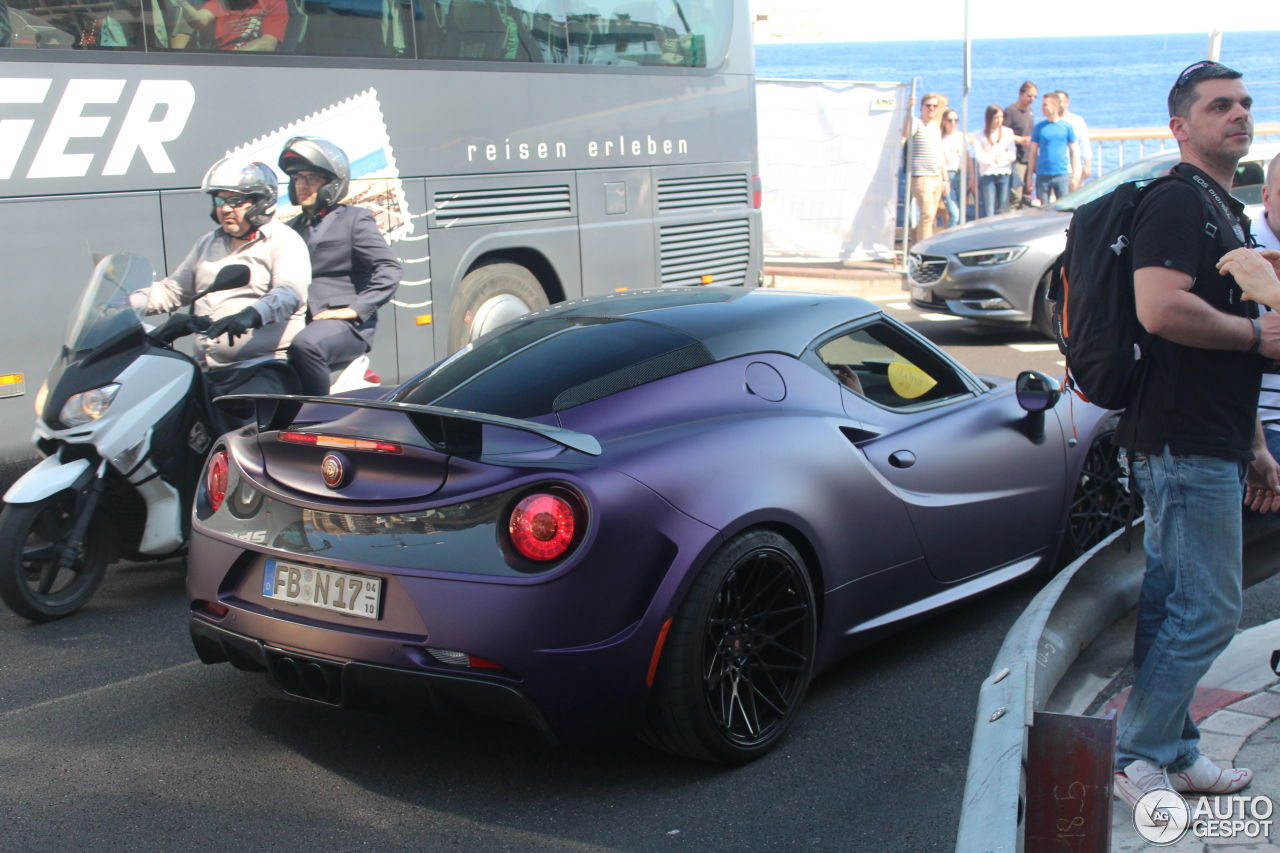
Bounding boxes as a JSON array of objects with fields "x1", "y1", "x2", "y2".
[{"x1": 447, "y1": 262, "x2": 549, "y2": 352}]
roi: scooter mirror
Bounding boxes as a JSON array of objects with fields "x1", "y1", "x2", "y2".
[{"x1": 202, "y1": 264, "x2": 251, "y2": 296}]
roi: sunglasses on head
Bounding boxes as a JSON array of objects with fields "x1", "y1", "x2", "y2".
[
  {"x1": 1170, "y1": 60, "x2": 1238, "y2": 102},
  {"x1": 213, "y1": 196, "x2": 252, "y2": 209}
]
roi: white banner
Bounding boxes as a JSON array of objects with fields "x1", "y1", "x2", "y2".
[{"x1": 757, "y1": 79, "x2": 908, "y2": 263}]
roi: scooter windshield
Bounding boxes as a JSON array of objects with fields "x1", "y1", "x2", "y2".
[{"x1": 64, "y1": 254, "x2": 155, "y2": 356}]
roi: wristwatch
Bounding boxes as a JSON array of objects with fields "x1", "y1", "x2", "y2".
[{"x1": 1249, "y1": 317, "x2": 1262, "y2": 355}]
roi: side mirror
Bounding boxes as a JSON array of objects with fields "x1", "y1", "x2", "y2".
[
  {"x1": 1016, "y1": 370, "x2": 1061, "y2": 412},
  {"x1": 1016, "y1": 370, "x2": 1061, "y2": 441},
  {"x1": 202, "y1": 264, "x2": 252, "y2": 297}
]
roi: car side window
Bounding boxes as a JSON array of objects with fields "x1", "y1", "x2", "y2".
[{"x1": 813, "y1": 321, "x2": 971, "y2": 410}]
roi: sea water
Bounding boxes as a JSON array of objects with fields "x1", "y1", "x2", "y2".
[{"x1": 756, "y1": 31, "x2": 1280, "y2": 132}]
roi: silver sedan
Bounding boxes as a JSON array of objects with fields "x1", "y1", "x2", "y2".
[{"x1": 907, "y1": 143, "x2": 1278, "y2": 337}]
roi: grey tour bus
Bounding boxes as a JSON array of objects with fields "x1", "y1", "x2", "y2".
[{"x1": 0, "y1": 0, "x2": 762, "y2": 471}]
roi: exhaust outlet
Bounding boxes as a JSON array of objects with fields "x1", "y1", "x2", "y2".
[
  {"x1": 273, "y1": 657, "x2": 302, "y2": 693},
  {"x1": 301, "y1": 662, "x2": 335, "y2": 702}
]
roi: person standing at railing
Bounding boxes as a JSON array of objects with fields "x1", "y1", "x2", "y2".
[
  {"x1": 1056, "y1": 90, "x2": 1093, "y2": 186},
  {"x1": 974, "y1": 104, "x2": 1017, "y2": 217},
  {"x1": 902, "y1": 92, "x2": 947, "y2": 243},
  {"x1": 1002, "y1": 81, "x2": 1037, "y2": 209},
  {"x1": 1026, "y1": 92, "x2": 1078, "y2": 204},
  {"x1": 939, "y1": 109, "x2": 965, "y2": 227}
]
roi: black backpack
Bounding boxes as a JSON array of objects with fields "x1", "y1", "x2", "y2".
[{"x1": 1048, "y1": 168, "x2": 1244, "y2": 409}]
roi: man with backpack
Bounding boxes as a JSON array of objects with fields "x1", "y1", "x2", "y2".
[{"x1": 1106, "y1": 62, "x2": 1280, "y2": 806}]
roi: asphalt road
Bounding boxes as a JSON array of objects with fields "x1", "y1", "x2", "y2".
[{"x1": 1, "y1": 300, "x2": 1274, "y2": 853}]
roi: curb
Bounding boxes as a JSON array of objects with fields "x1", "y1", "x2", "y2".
[
  {"x1": 956, "y1": 512, "x2": 1280, "y2": 853},
  {"x1": 955, "y1": 522, "x2": 1146, "y2": 853}
]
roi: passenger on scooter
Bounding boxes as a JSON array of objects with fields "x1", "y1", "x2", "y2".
[
  {"x1": 277, "y1": 136, "x2": 402, "y2": 396},
  {"x1": 131, "y1": 158, "x2": 311, "y2": 397}
]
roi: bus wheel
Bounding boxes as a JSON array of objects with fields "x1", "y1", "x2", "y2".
[{"x1": 447, "y1": 262, "x2": 549, "y2": 352}]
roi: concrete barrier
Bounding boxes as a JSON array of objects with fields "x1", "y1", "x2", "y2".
[{"x1": 955, "y1": 513, "x2": 1280, "y2": 853}]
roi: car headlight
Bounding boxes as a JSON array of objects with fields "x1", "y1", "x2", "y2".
[
  {"x1": 34, "y1": 380, "x2": 49, "y2": 418},
  {"x1": 956, "y1": 246, "x2": 1028, "y2": 267},
  {"x1": 59, "y1": 384, "x2": 120, "y2": 427}
]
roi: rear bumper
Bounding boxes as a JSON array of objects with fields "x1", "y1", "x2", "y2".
[{"x1": 190, "y1": 617, "x2": 560, "y2": 744}]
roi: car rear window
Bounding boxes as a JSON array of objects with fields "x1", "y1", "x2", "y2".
[{"x1": 393, "y1": 317, "x2": 706, "y2": 420}]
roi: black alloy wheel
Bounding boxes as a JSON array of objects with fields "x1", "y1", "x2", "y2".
[
  {"x1": 1061, "y1": 414, "x2": 1141, "y2": 565},
  {"x1": 0, "y1": 492, "x2": 110, "y2": 622},
  {"x1": 640, "y1": 530, "x2": 817, "y2": 762}
]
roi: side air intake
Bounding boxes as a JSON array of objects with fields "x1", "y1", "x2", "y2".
[
  {"x1": 659, "y1": 219, "x2": 751, "y2": 287},
  {"x1": 657, "y1": 174, "x2": 750, "y2": 212},
  {"x1": 433, "y1": 185, "x2": 572, "y2": 226}
]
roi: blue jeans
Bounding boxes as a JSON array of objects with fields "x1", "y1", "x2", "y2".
[
  {"x1": 1116, "y1": 446, "x2": 1247, "y2": 771},
  {"x1": 941, "y1": 170, "x2": 960, "y2": 225},
  {"x1": 1036, "y1": 173, "x2": 1070, "y2": 204},
  {"x1": 979, "y1": 173, "x2": 1010, "y2": 217}
]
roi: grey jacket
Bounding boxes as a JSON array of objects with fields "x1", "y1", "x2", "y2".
[
  {"x1": 136, "y1": 219, "x2": 311, "y2": 369},
  {"x1": 289, "y1": 204, "x2": 402, "y2": 345}
]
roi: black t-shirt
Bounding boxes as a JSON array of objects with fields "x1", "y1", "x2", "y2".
[
  {"x1": 1003, "y1": 102, "x2": 1035, "y2": 163},
  {"x1": 1115, "y1": 165, "x2": 1262, "y2": 460}
]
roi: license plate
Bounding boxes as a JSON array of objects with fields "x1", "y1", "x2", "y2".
[
  {"x1": 262, "y1": 559, "x2": 382, "y2": 620},
  {"x1": 911, "y1": 286, "x2": 930, "y2": 301}
]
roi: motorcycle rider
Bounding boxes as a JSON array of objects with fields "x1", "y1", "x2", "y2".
[
  {"x1": 277, "y1": 136, "x2": 402, "y2": 396},
  {"x1": 132, "y1": 157, "x2": 311, "y2": 400}
]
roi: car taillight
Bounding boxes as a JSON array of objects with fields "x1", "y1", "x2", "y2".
[
  {"x1": 206, "y1": 449, "x2": 229, "y2": 512},
  {"x1": 752, "y1": 174, "x2": 762, "y2": 209},
  {"x1": 196, "y1": 599, "x2": 228, "y2": 618},
  {"x1": 509, "y1": 493, "x2": 577, "y2": 561}
]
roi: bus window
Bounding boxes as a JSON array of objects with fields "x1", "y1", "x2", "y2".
[
  {"x1": 166, "y1": 0, "x2": 288, "y2": 51},
  {"x1": 561, "y1": 0, "x2": 728, "y2": 66},
  {"x1": 3, "y1": 0, "x2": 167, "y2": 48},
  {"x1": 284, "y1": 0, "x2": 411, "y2": 57},
  {"x1": 416, "y1": 0, "x2": 545, "y2": 62}
]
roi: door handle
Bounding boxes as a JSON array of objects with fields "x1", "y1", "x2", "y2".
[{"x1": 888, "y1": 450, "x2": 916, "y2": 469}]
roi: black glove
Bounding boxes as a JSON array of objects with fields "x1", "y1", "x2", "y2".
[
  {"x1": 150, "y1": 312, "x2": 212, "y2": 345},
  {"x1": 204, "y1": 307, "x2": 262, "y2": 345}
]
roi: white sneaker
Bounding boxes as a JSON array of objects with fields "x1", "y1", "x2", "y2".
[
  {"x1": 1115, "y1": 759, "x2": 1172, "y2": 808},
  {"x1": 1171, "y1": 754, "x2": 1252, "y2": 794}
]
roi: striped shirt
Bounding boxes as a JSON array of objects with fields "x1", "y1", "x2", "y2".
[
  {"x1": 908, "y1": 117, "x2": 944, "y2": 177},
  {"x1": 1256, "y1": 213, "x2": 1280, "y2": 425}
]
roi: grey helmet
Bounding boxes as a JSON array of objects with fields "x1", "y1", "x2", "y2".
[
  {"x1": 201, "y1": 158, "x2": 279, "y2": 229},
  {"x1": 278, "y1": 136, "x2": 350, "y2": 208}
]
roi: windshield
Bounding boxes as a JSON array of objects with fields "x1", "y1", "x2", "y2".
[
  {"x1": 64, "y1": 254, "x2": 155, "y2": 355},
  {"x1": 394, "y1": 316, "x2": 705, "y2": 420},
  {"x1": 1052, "y1": 152, "x2": 1180, "y2": 212}
]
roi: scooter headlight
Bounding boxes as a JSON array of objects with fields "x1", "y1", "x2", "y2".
[
  {"x1": 34, "y1": 380, "x2": 48, "y2": 418},
  {"x1": 59, "y1": 384, "x2": 121, "y2": 427}
]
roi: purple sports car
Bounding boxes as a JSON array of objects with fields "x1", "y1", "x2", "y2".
[{"x1": 187, "y1": 288, "x2": 1132, "y2": 762}]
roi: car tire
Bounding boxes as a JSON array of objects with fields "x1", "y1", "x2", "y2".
[
  {"x1": 446, "y1": 262, "x2": 549, "y2": 352},
  {"x1": 0, "y1": 493, "x2": 109, "y2": 622},
  {"x1": 1057, "y1": 414, "x2": 1142, "y2": 566},
  {"x1": 639, "y1": 529, "x2": 817, "y2": 763},
  {"x1": 1032, "y1": 272, "x2": 1055, "y2": 339}
]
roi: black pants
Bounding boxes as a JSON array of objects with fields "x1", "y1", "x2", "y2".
[{"x1": 287, "y1": 319, "x2": 369, "y2": 397}]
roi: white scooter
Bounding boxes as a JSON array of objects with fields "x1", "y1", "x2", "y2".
[{"x1": 0, "y1": 254, "x2": 377, "y2": 621}]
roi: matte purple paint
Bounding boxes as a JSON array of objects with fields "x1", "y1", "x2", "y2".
[{"x1": 186, "y1": 288, "x2": 1113, "y2": 746}]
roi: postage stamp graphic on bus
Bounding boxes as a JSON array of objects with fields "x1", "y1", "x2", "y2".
[{"x1": 224, "y1": 88, "x2": 413, "y2": 242}]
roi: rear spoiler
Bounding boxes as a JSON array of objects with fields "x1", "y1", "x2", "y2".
[{"x1": 214, "y1": 394, "x2": 602, "y2": 457}]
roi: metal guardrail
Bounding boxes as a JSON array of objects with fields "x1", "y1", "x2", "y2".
[
  {"x1": 956, "y1": 513, "x2": 1280, "y2": 852},
  {"x1": 1090, "y1": 122, "x2": 1280, "y2": 174}
]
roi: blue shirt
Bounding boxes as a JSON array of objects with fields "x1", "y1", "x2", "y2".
[{"x1": 1031, "y1": 119, "x2": 1077, "y2": 176}]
